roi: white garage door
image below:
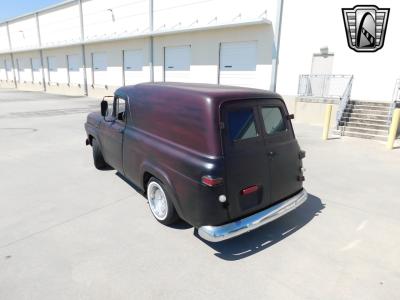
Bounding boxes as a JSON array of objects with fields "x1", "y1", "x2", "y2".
[
  {"x1": 0, "y1": 60, "x2": 7, "y2": 81},
  {"x1": 219, "y1": 41, "x2": 257, "y2": 88},
  {"x1": 17, "y1": 59, "x2": 33, "y2": 83},
  {"x1": 47, "y1": 56, "x2": 58, "y2": 83},
  {"x1": 5, "y1": 60, "x2": 13, "y2": 81},
  {"x1": 15, "y1": 59, "x2": 21, "y2": 82},
  {"x1": 164, "y1": 45, "x2": 191, "y2": 82},
  {"x1": 67, "y1": 54, "x2": 81, "y2": 85},
  {"x1": 92, "y1": 52, "x2": 107, "y2": 86},
  {"x1": 123, "y1": 49, "x2": 146, "y2": 85},
  {"x1": 31, "y1": 58, "x2": 42, "y2": 83}
]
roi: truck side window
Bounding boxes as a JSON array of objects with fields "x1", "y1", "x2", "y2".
[
  {"x1": 115, "y1": 97, "x2": 126, "y2": 122},
  {"x1": 261, "y1": 107, "x2": 286, "y2": 134},
  {"x1": 227, "y1": 108, "x2": 258, "y2": 141}
]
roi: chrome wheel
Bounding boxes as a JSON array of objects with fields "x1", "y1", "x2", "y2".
[{"x1": 147, "y1": 181, "x2": 168, "y2": 221}]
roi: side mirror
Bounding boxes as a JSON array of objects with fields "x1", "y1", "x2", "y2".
[
  {"x1": 286, "y1": 114, "x2": 295, "y2": 120},
  {"x1": 100, "y1": 100, "x2": 108, "y2": 117}
]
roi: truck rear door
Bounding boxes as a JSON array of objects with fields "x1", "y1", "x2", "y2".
[
  {"x1": 258, "y1": 100, "x2": 303, "y2": 203},
  {"x1": 221, "y1": 101, "x2": 272, "y2": 220},
  {"x1": 222, "y1": 99, "x2": 303, "y2": 220}
]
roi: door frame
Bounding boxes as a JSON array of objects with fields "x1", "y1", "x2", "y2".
[{"x1": 98, "y1": 93, "x2": 128, "y2": 172}]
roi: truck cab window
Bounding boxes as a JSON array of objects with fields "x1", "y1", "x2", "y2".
[
  {"x1": 227, "y1": 108, "x2": 258, "y2": 141},
  {"x1": 261, "y1": 107, "x2": 286, "y2": 134},
  {"x1": 114, "y1": 97, "x2": 126, "y2": 122}
]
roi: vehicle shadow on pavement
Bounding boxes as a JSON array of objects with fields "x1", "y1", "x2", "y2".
[
  {"x1": 116, "y1": 172, "x2": 193, "y2": 231},
  {"x1": 196, "y1": 193, "x2": 324, "y2": 261}
]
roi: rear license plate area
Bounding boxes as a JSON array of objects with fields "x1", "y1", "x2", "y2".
[{"x1": 239, "y1": 188, "x2": 262, "y2": 210}]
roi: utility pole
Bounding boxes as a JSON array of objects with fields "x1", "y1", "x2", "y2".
[
  {"x1": 5, "y1": 21, "x2": 17, "y2": 88},
  {"x1": 149, "y1": 0, "x2": 154, "y2": 82},
  {"x1": 270, "y1": 0, "x2": 284, "y2": 92},
  {"x1": 35, "y1": 13, "x2": 47, "y2": 91},
  {"x1": 78, "y1": 0, "x2": 88, "y2": 95}
]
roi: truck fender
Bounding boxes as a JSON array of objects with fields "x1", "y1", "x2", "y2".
[
  {"x1": 85, "y1": 125, "x2": 101, "y2": 148},
  {"x1": 140, "y1": 161, "x2": 184, "y2": 219}
]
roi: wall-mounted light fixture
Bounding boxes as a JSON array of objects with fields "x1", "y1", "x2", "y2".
[
  {"x1": 207, "y1": 16, "x2": 217, "y2": 25},
  {"x1": 232, "y1": 13, "x2": 242, "y2": 21},
  {"x1": 107, "y1": 9, "x2": 115, "y2": 22},
  {"x1": 258, "y1": 10, "x2": 267, "y2": 19}
]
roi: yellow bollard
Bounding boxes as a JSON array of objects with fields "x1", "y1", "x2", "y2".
[
  {"x1": 387, "y1": 108, "x2": 400, "y2": 149},
  {"x1": 322, "y1": 104, "x2": 333, "y2": 140}
]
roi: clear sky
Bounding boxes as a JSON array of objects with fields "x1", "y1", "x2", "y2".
[{"x1": 0, "y1": 0, "x2": 64, "y2": 22}]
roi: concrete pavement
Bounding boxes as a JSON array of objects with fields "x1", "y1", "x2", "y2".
[{"x1": 0, "y1": 90, "x2": 399, "y2": 300}]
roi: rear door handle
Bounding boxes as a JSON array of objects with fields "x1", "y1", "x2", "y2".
[
  {"x1": 267, "y1": 151, "x2": 276, "y2": 157},
  {"x1": 118, "y1": 128, "x2": 124, "y2": 133}
]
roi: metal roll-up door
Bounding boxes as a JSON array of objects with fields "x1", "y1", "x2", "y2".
[
  {"x1": 123, "y1": 49, "x2": 145, "y2": 85},
  {"x1": 92, "y1": 52, "x2": 107, "y2": 86},
  {"x1": 219, "y1": 41, "x2": 257, "y2": 88},
  {"x1": 164, "y1": 45, "x2": 191, "y2": 82},
  {"x1": 67, "y1": 54, "x2": 81, "y2": 85},
  {"x1": 31, "y1": 58, "x2": 41, "y2": 83},
  {"x1": 47, "y1": 56, "x2": 58, "y2": 83},
  {"x1": 0, "y1": 60, "x2": 7, "y2": 81},
  {"x1": 5, "y1": 60, "x2": 13, "y2": 81}
]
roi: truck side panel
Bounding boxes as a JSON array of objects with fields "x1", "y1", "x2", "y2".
[{"x1": 122, "y1": 126, "x2": 230, "y2": 227}]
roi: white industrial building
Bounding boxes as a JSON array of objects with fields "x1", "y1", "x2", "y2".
[{"x1": 0, "y1": 0, "x2": 399, "y2": 138}]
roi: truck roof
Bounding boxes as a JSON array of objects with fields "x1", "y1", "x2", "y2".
[
  {"x1": 115, "y1": 82, "x2": 281, "y2": 106},
  {"x1": 115, "y1": 83, "x2": 283, "y2": 157}
]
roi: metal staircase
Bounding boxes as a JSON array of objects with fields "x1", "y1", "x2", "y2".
[
  {"x1": 298, "y1": 75, "x2": 398, "y2": 142},
  {"x1": 334, "y1": 100, "x2": 391, "y2": 141}
]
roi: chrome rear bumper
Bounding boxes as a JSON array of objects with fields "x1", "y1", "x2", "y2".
[{"x1": 198, "y1": 189, "x2": 308, "y2": 242}]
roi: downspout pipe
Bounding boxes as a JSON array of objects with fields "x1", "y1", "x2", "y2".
[
  {"x1": 5, "y1": 22, "x2": 17, "y2": 88},
  {"x1": 78, "y1": 0, "x2": 88, "y2": 96},
  {"x1": 270, "y1": 0, "x2": 284, "y2": 92},
  {"x1": 149, "y1": 0, "x2": 154, "y2": 82},
  {"x1": 35, "y1": 13, "x2": 47, "y2": 91}
]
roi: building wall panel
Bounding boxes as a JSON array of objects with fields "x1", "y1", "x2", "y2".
[
  {"x1": 0, "y1": 0, "x2": 280, "y2": 98},
  {"x1": 43, "y1": 46, "x2": 82, "y2": 86},
  {"x1": 82, "y1": 0, "x2": 149, "y2": 41},
  {"x1": 85, "y1": 38, "x2": 150, "y2": 96},
  {"x1": 8, "y1": 17, "x2": 39, "y2": 51},
  {"x1": 154, "y1": 24, "x2": 272, "y2": 88},
  {"x1": 39, "y1": 3, "x2": 81, "y2": 47},
  {"x1": 277, "y1": 0, "x2": 400, "y2": 101},
  {"x1": 153, "y1": 0, "x2": 272, "y2": 32},
  {"x1": 0, "y1": 25, "x2": 10, "y2": 52}
]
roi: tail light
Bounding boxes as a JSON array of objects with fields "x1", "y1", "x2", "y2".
[{"x1": 201, "y1": 176, "x2": 223, "y2": 187}]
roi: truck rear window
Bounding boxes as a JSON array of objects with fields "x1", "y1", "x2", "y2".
[
  {"x1": 261, "y1": 107, "x2": 286, "y2": 134},
  {"x1": 228, "y1": 109, "x2": 258, "y2": 141}
]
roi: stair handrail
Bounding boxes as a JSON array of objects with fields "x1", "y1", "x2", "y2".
[
  {"x1": 297, "y1": 74, "x2": 312, "y2": 96},
  {"x1": 335, "y1": 75, "x2": 354, "y2": 127},
  {"x1": 298, "y1": 74, "x2": 353, "y2": 98},
  {"x1": 388, "y1": 78, "x2": 400, "y2": 126}
]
